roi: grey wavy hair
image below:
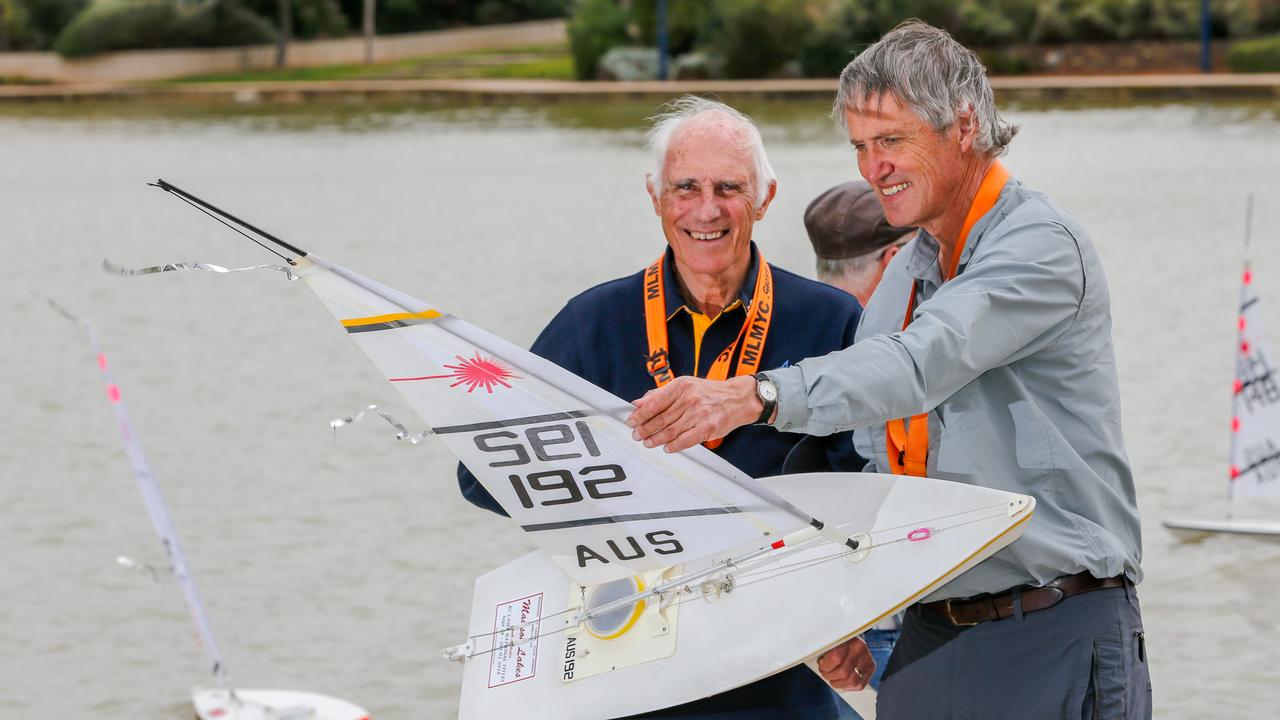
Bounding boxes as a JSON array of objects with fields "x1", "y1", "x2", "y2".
[
  {"x1": 646, "y1": 95, "x2": 778, "y2": 207},
  {"x1": 833, "y1": 21, "x2": 1017, "y2": 157}
]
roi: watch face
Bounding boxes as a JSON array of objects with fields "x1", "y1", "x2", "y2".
[{"x1": 759, "y1": 380, "x2": 778, "y2": 402}]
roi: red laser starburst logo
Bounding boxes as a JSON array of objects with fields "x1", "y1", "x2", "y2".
[{"x1": 389, "y1": 353, "x2": 520, "y2": 393}]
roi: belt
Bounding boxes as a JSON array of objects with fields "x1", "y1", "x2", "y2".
[{"x1": 922, "y1": 572, "x2": 1126, "y2": 627}]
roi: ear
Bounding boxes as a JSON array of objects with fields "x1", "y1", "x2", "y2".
[
  {"x1": 955, "y1": 105, "x2": 980, "y2": 154},
  {"x1": 879, "y1": 244, "x2": 901, "y2": 271},
  {"x1": 646, "y1": 174, "x2": 661, "y2": 215},
  {"x1": 755, "y1": 180, "x2": 779, "y2": 220}
]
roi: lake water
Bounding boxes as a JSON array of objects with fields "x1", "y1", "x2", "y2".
[{"x1": 1, "y1": 96, "x2": 1278, "y2": 719}]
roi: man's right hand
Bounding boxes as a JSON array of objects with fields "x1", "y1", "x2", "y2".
[{"x1": 816, "y1": 636, "x2": 876, "y2": 691}]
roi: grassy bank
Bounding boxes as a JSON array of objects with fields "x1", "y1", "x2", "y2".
[{"x1": 168, "y1": 43, "x2": 573, "y2": 83}]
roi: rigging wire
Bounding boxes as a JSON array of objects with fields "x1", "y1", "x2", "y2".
[
  {"x1": 451, "y1": 506, "x2": 1017, "y2": 661},
  {"x1": 150, "y1": 182, "x2": 295, "y2": 264}
]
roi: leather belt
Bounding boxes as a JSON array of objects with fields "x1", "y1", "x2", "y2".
[{"x1": 922, "y1": 572, "x2": 1127, "y2": 627}]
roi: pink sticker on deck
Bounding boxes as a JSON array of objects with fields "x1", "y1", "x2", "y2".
[
  {"x1": 488, "y1": 592, "x2": 543, "y2": 688},
  {"x1": 907, "y1": 527, "x2": 934, "y2": 542}
]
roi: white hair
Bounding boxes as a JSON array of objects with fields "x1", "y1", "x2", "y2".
[
  {"x1": 834, "y1": 21, "x2": 1017, "y2": 157},
  {"x1": 646, "y1": 95, "x2": 777, "y2": 207}
]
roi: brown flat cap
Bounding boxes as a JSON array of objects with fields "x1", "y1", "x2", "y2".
[{"x1": 804, "y1": 181, "x2": 913, "y2": 260}]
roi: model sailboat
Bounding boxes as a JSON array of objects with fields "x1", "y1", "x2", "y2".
[
  {"x1": 116, "y1": 180, "x2": 1037, "y2": 719},
  {"x1": 56, "y1": 303, "x2": 370, "y2": 720},
  {"x1": 1166, "y1": 197, "x2": 1280, "y2": 541}
]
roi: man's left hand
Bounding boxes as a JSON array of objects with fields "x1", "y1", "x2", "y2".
[
  {"x1": 817, "y1": 636, "x2": 876, "y2": 692},
  {"x1": 628, "y1": 375, "x2": 761, "y2": 452}
]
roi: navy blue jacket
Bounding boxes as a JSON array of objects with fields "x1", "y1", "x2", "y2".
[{"x1": 457, "y1": 246, "x2": 863, "y2": 719}]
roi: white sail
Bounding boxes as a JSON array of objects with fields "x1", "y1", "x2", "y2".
[
  {"x1": 68, "y1": 314, "x2": 230, "y2": 687},
  {"x1": 297, "y1": 255, "x2": 822, "y2": 587},
  {"x1": 1231, "y1": 263, "x2": 1280, "y2": 498}
]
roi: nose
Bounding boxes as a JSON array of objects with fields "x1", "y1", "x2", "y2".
[
  {"x1": 859, "y1": 149, "x2": 893, "y2": 184},
  {"x1": 692, "y1": 188, "x2": 723, "y2": 223}
]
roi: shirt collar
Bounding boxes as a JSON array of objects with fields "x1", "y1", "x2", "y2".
[
  {"x1": 901, "y1": 177, "x2": 1016, "y2": 286},
  {"x1": 663, "y1": 242, "x2": 759, "y2": 320}
]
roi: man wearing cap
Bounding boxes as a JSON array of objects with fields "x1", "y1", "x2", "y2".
[
  {"x1": 806, "y1": 181, "x2": 914, "y2": 308},
  {"x1": 628, "y1": 22, "x2": 1149, "y2": 719},
  {"x1": 457, "y1": 95, "x2": 873, "y2": 718}
]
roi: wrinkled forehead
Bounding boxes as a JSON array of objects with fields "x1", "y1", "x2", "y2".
[{"x1": 662, "y1": 114, "x2": 758, "y2": 184}]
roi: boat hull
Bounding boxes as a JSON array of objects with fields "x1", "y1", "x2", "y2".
[
  {"x1": 456, "y1": 471, "x2": 1034, "y2": 719},
  {"x1": 1163, "y1": 518, "x2": 1280, "y2": 542}
]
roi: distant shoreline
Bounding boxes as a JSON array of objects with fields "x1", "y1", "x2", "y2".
[{"x1": 2, "y1": 75, "x2": 1279, "y2": 105}]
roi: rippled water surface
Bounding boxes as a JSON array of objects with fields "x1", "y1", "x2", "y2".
[{"x1": 2, "y1": 97, "x2": 1279, "y2": 719}]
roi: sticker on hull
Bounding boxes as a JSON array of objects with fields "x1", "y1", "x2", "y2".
[{"x1": 488, "y1": 593, "x2": 544, "y2": 688}]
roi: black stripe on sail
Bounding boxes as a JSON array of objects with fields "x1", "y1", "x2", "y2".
[
  {"x1": 346, "y1": 318, "x2": 434, "y2": 334},
  {"x1": 433, "y1": 410, "x2": 592, "y2": 435},
  {"x1": 1240, "y1": 369, "x2": 1274, "y2": 390},
  {"x1": 1239, "y1": 450, "x2": 1280, "y2": 478},
  {"x1": 1242, "y1": 297, "x2": 1259, "y2": 312},
  {"x1": 521, "y1": 506, "x2": 744, "y2": 532}
]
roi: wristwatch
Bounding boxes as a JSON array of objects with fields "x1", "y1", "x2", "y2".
[{"x1": 753, "y1": 373, "x2": 778, "y2": 425}]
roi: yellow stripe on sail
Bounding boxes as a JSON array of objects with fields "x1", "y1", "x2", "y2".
[{"x1": 341, "y1": 310, "x2": 442, "y2": 328}]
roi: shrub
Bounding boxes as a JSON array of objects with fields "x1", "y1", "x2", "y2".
[
  {"x1": 1229, "y1": 33, "x2": 1280, "y2": 72},
  {"x1": 1, "y1": 0, "x2": 35, "y2": 50},
  {"x1": 567, "y1": 0, "x2": 628, "y2": 80},
  {"x1": 710, "y1": 0, "x2": 813, "y2": 79},
  {"x1": 797, "y1": 0, "x2": 877, "y2": 78},
  {"x1": 54, "y1": 0, "x2": 275, "y2": 57},
  {"x1": 474, "y1": 0, "x2": 572, "y2": 25},
  {"x1": 631, "y1": 0, "x2": 713, "y2": 56},
  {"x1": 241, "y1": 0, "x2": 348, "y2": 39},
  {"x1": 977, "y1": 48, "x2": 1031, "y2": 74}
]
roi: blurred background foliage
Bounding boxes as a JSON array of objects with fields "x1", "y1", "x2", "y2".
[
  {"x1": 0, "y1": 0, "x2": 571, "y2": 53},
  {"x1": 570, "y1": 0, "x2": 1280, "y2": 78},
  {"x1": 1, "y1": 0, "x2": 1277, "y2": 72}
]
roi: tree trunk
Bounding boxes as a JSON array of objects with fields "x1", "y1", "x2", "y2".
[
  {"x1": 362, "y1": 0, "x2": 375, "y2": 64},
  {"x1": 275, "y1": 0, "x2": 292, "y2": 68}
]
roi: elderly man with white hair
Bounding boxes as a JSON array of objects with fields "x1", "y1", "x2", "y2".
[
  {"x1": 629, "y1": 22, "x2": 1150, "y2": 719},
  {"x1": 457, "y1": 95, "x2": 869, "y2": 718}
]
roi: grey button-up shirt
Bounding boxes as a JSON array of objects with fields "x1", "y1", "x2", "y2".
[{"x1": 766, "y1": 177, "x2": 1143, "y2": 600}]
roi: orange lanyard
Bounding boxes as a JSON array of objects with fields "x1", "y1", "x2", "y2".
[
  {"x1": 643, "y1": 252, "x2": 774, "y2": 450},
  {"x1": 886, "y1": 162, "x2": 1010, "y2": 476}
]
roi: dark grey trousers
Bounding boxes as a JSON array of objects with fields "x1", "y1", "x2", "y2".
[{"x1": 877, "y1": 584, "x2": 1152, "y2": 720}]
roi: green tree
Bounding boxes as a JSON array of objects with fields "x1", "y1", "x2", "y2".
[
  {"x1": 567, "y1": 0, "x2": 628, "y2": 79},
  {"x1": 711, "y1": 0, "x2": 813, "y2": 79}
]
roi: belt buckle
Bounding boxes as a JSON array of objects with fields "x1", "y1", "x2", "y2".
[{"x1": 944, "y1": 598, "x2": 980, "y2": 627}]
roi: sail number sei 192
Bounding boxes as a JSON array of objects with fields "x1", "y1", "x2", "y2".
[{"x1": 470, "y1": 419, "x2": 687, "y2": 568}]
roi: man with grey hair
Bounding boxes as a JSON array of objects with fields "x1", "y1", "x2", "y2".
[
  {"x1": 628, "y1": 22, "x2": 1150, "y2": 719},
  {"x1": 806, "y1": 180, "x2": 914, "y2": 307},
  {"x1": 457, "y1": 94, "x2": 870, "y2": 718}
]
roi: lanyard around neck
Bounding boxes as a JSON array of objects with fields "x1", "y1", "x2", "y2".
[
  {"x1": 643, "y1": 252, "x2": 774, "y2": 449},
  {"x1": 886, "y1": 162, "x2": 1010, "y2": 476}
]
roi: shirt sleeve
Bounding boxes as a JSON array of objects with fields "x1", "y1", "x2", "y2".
[
  {"x1": 767, "y1": 219, "x2": 1086, "y2": 436},
  {"x1": 456, "y1": 301, "x2": 585, "y2": 516}
]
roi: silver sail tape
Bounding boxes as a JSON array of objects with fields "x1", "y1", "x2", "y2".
[
  {"x1": 330, "y1": 404, "x2": 433, "y2": 445},
  {"x1": 103, "y1": 258, "x2": 298, "y2": 281}
]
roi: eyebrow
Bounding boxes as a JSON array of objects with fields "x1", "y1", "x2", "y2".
[
  {"x1": 666, "y1": 177, "x2": 749, "y2": 187},
  {"x1": 849, "y1": 130, "x2": 900, "y2": 146}
]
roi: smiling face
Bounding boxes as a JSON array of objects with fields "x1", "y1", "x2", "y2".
[
  {"x1": 647, "y1": 114, "x2": 776, "y2": 289},
  {"x1": 845, "y1": 92, "x2": 982, "y2": 245}
]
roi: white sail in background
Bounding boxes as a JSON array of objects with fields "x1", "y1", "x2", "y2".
[
  {"x1": 297, "y1": 256, "x2": 821, "y2": 587},
  {"x1": 1231, "y1": 262, "x2": 1280, "y2": 498},
  {"x1": 63, "y1": 312, "x2": 230, "y2": 687}
]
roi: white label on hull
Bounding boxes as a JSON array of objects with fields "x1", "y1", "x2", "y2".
[{"x1": 488, "y1": 593, "x2": 544, "y2": 688}]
